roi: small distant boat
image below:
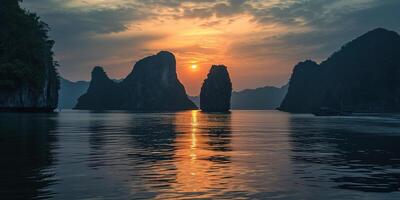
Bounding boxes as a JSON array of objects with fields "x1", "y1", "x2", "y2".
[{"x1": 312, "y1": 107, "x2": 352, "y2": 116}]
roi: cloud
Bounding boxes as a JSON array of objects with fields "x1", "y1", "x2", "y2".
[
  {"x1": 255, "y1": 0, "x2": 400, "y2": 60},
  {"x1": 27, "y1": 4, "x2": 148, "y2": 36},
  {"x1": 21, "y1": 0, "x2": 400, "y2": 93},
  {"x1": 224, "y1": 0, "x2": 400, "y2": 63},
  {"x1": 183, "y1": 7, "x2": 214, "y2": 19},
  {"x1": 22, "y1": 0, "x2": 158, "y2": 80}
]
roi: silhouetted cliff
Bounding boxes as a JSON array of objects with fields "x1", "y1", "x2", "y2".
[
  {"x1": 0, "y1": 1, "x2": 59, "y2": 112},
  {"x1": 74, "y1": 67, "x2": 121, "y2": 110},
  {"x1": 74, "y1": 51, "x2": 197, "y2": 111},
  {"x1": 279, "y1": 28, "x2": 400, "y2": 113},
  {"x1": 61, "y1": 82, "x2": 286, "y2": 110},
  {"x1": 121, "y1": 51, "x2": 196, "y2": 110},
  {"x1": 58, "y1": 77, "x2": 126, "y2": 109},
  {"x1": 200, "y1": 65, "x2": 232, "y2": 112},
  {"x1": 279, "y1": 60, "x2": 320, "y2": 113}
]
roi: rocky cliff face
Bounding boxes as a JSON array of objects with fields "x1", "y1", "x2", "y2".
[
  {"x1": 0, "y1": 1, "x2": 59, "y2": 112},
  {"x1": 74, "y1": 67, "x2": 120, "y2": 110},
  {"x1": 279, "y1": 28, "x2": 400, "y2": 113},
  {"x1": 200, "y1": 65, "x2": 232, "y2": 112},
  {"x1": 122, "y1": 51, "x2": 196, "y2": 110},
  {"x1": 74, "y1": 51, "x2": 197, "y2": 111},
  {"x1": 279, "y1": 60, "x2": 320, "y2": 113},
  {"x1": 0, "y1": 82, "x2": 58, "y2": 112}
]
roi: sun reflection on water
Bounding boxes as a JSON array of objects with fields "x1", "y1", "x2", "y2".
[
  {"x1": 168, "y1": 111, "x2": 216, "y2": 196},
  {"x1": 151, "y1": 111, "x2": 252, "y2": 199},
  {"x1": 190, "y1": 110, "x2": 198, "y2": 162}
]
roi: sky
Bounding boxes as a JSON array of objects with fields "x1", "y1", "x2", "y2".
[{"x1": 22, "y1": 0, "x2": 400, "y2": 95}]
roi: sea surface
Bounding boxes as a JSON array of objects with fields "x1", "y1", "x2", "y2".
[{"x1": 1, "y1": 110, "x2": 400, "y2": 200}]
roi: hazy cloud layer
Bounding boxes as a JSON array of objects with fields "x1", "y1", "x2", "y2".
[{"x1": 22, "y1": 0, "x2": 400, "y2": 94}]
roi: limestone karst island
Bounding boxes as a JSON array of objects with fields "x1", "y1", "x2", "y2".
[{"x1": 2, "y1": 0, "x2": 400, "y2": 199}]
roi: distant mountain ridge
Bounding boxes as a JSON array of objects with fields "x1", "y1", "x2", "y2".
[
  {"x1": 279, "y1": 28, "x2": 400, "y2": 113},
  {"x1": 189, "y1": 84, "x2": 288, "y2": 110},
  {"x1": 58, "y1": 78, "x2": 89, "y2": 109},
  {"x1": 232, "y1": 85, "x2": 288, "y2": 110},
  {"x1": 60, "y1": 78, "x2": 287, "y2": 110},
  {"x1": 58, "y1": 78, "x2": 126, "y2": 109},
  {"x1": 74, "y1": 51, "x2": 197, "y2": 111}
]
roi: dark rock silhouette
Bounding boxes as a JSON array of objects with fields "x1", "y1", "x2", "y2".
[
  {"x1": 121, "y1": 51, "x2": 196, "y2": 110},
  {"x1": 200, "y1": 65, "x2": 232, "y2": 112},
  {"x1": 279, "y1": 60, "x2": 320, "y2": 113},
  {"x1": 60, "y1": 81, "x2": 286, "y2": 110},
  {"x1": 0, "y1": 1, "x2": 59, "y2": 112},
  {"x1": 58, "y1": 77, "x2": 125, "y2": 109},
  {"x1": 74, "y1": 51, "x2": 197, "y2": 111},
  {"x1": 279, "y1": 28, "x2": 400, "y2": 113},
  {"x1": 75, "y1": 67, "x2": 121, "y2": 110}
]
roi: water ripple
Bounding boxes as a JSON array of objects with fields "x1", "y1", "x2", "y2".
[{"x1": 1, "y1": 111, "x2": 400, "y2": 199}]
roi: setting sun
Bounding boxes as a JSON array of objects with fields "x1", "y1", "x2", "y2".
[
  {"x1": 191, "y1": 64, "x2": 198, "y2": 70},
  {"x1": 3, "y1": 1, "x2": 400, "y2": 199}
]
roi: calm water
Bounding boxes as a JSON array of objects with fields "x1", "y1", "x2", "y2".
[{"x1": 1, "y1": 110, "x2": 400, "y2": 199}]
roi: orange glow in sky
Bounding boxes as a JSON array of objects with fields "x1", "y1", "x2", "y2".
[
  {"x1": 23, "y1": 0, "x2": 391, "y2": 95},
  {"x1": 22, "y1": 1, "x2": 300, "y2": 95}
]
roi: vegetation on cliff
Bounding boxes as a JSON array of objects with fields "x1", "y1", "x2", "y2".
[{"x1": 0, "y1": 0, "x2": 59, "y2": 91}]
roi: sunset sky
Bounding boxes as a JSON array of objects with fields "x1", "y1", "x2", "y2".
[{"x1": 23, "y1": 0, "x2": 400, "y2": 95}]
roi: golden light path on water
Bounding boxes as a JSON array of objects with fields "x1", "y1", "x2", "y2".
[
  {"x1": 49, "y1": 110, "x2": 294, "y2": 199},
  {"x1": 152, "y1": 110, "x2": 253, "y2": 199},
  {"x1": 4, "y1": 110, "x2": 398, "y2": 199},
  {"x1": 190, "y1": 110, "x2": 198, "y2": 162}
]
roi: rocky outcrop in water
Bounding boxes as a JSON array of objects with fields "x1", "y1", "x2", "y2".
[
  {"x1": 74, "y1": 51, "x2": 197, "y2": 111},
  {"x1": 279, "y1": 60, "x2": 320, "y2": 113},
  {"x1": 200, "y1": 65, "x2": 232, "y2": 112},
  {"x1": 121, "y1": 51, "x2": 197, "y2": 110},
  {"x1": 74, "y1": 67, "x2": 120, "y2": 110},
  {"x1": 279, "y1": 28, "x2": 400, "y2": 113},
  {"x1": 0, "y1": 1, "x2": 59, "y2": 112}
]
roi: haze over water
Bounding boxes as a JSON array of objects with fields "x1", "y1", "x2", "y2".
[{"x1": 1, "y1": 110, "x2": 400, "y2": 199}]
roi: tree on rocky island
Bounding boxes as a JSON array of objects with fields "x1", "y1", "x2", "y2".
[{"x1": 0, "y1": 0, "x2": 59, "y2": 111}]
